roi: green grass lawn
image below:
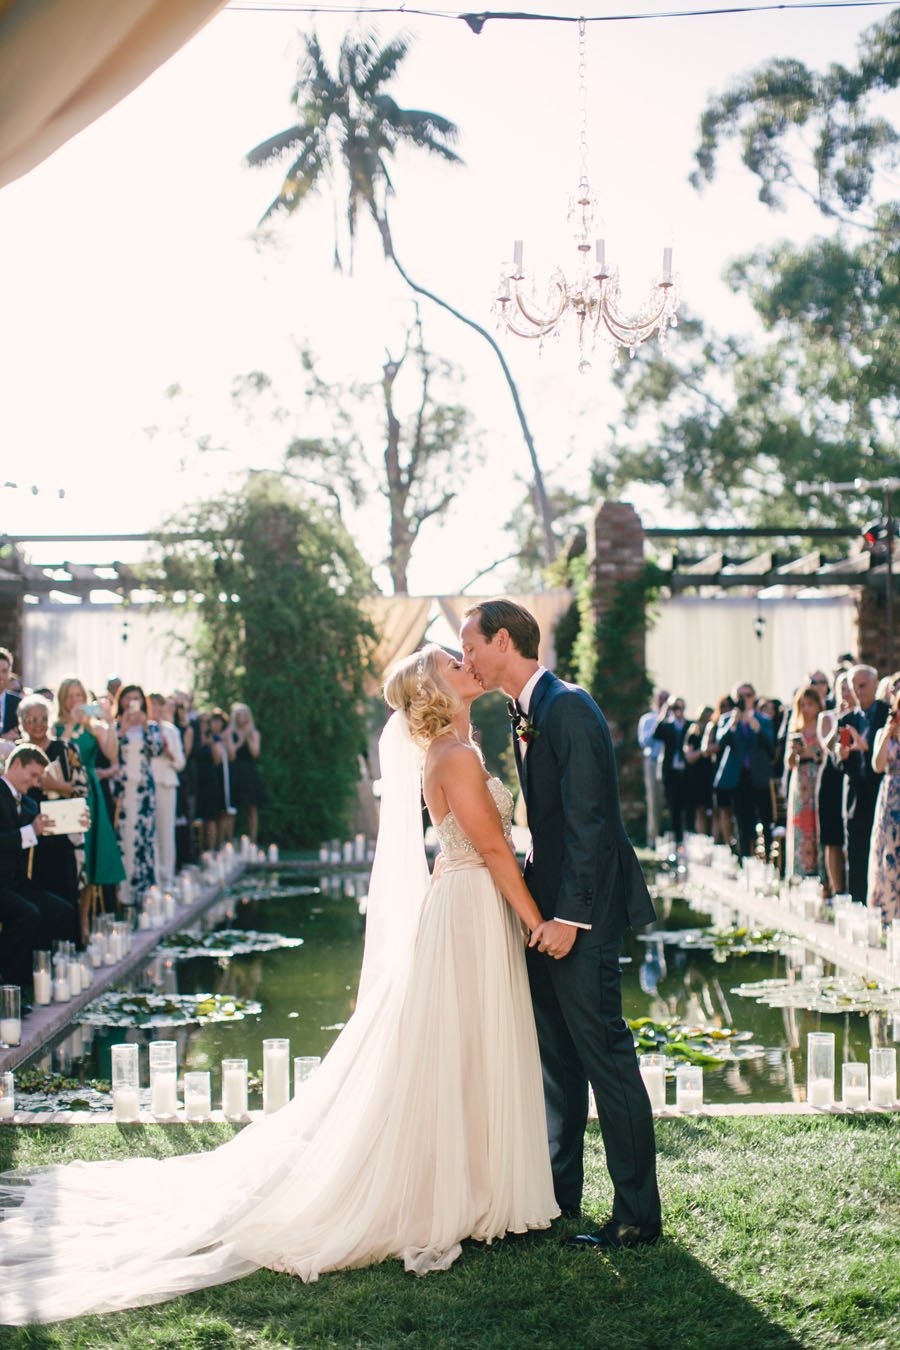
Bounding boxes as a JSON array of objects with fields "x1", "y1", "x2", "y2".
[{"x1": 1, "y1": 1115, "x2": 898, "y2": 1349}]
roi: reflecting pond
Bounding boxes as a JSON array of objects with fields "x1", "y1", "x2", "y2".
[{"x1": 18, "y1": 862, "x2": 900, "y2": 1110}]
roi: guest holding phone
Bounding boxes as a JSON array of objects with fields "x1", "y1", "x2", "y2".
[
  {"x1": 836, "y1": 665, "x2": 889, "y2": 903},
  {"x1": 713, "y1": 682, "x2": 775, "y2": 858},
  {"x1": 784, "y1": 685, "x2": 824, "y2": 878}
]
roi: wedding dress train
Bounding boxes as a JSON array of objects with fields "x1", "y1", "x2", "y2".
[{"x1": 0, "y1": 717, "x2": 558, "y2": 1325}]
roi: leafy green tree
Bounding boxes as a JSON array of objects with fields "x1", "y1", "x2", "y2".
[
  {"x1": 245, "y1": 27, "x2": 557, "y2": 563},
  {"x1": 604, "y1": 9, "x2": 899, "y2": 524},
  {"x1": 153, "y1": 474, "x2": 376, "y2": 848}
]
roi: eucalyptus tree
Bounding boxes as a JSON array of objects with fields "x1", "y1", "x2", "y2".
[{"x1": 245, "y1": 27, "x2": 557, "y2": 563}]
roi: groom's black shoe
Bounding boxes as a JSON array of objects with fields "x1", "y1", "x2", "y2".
[{"x1": 564, "y1": 1219, "x2": 662, "y2": 1251}]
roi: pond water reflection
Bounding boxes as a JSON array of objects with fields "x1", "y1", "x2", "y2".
[{"x1": 21, "y1": 865, "x2": 900, "y2": 1110}]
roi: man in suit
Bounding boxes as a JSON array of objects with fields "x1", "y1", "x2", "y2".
[
  {"x1": 0, "y1": 744, "x2": 77, "y2": 989},
  {"x1": 713, "y1": 681, "x2": 775, "y2": 858},
  {"x1": 0, "y1": 647, "x2": 21, "y2": 736},
  {"x1": 460, "y1": 598, "x2": 661, "y2": 1250},
  {"x1": 653, "y1": 695, "x2": 690, "y2": 844}
]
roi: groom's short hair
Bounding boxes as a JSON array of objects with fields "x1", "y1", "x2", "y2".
[{"x1": 463, "y1": 599, "x2": 540, "y2": 660}]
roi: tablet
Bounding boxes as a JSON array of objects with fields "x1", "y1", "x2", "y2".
[{"x1": 41, "y1": 799, "x2": 91, "y2": 833}]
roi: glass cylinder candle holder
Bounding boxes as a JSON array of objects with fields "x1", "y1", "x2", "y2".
[
  {"x1": 841, "y1": 1062, "x2": 869, "y2": 1110},
  {"x1": 676, "y1": 1064, "x2": 703, "y2": 1114},
  {"x1": 294, "y1": 1056, "x2": 321, "y2": 1093},
  {"x1": 111, "y1": 1043, "x2": 141, "y2": 1121},
  {"x1": 0, "y1": 1071, "x2": 14, "y2": 1120},
  {"x1": 263, "y1": 1038, "x2": 290, "y2": 1114},
  {"x1": 639, "y1": 1053, "x2": 666, "y2": 1113},
  {"x1": 66, "y1": 955, "x2": 82, "y2": 997},
  {"x1": 149, "y1": 1041, "x2": 179, "y2": 1118},
  {"x1": 869, "y1": 1047, "x2": 897, "y2": 1106},
  {"x1": 221, "y1": 1058, "x2": 249, "y2": 1120},
  {"x1": 268, "y1": 843, "x2": 279, "y2": 864},
  {"x1": 184, "y1": 1071, "x2": 212, "y2": 1120},
  {"x1": 807, "y1": 1032, "x2": 835, "y2": 1108},
  {"x1": 888, "y1": 918, "x2": 900, "y2": 967},
  {"x1": 0, "y1": 986, "x2": 21, "y2": 1048},
  {"x1": 32, "y1": 951, "x2": 52, "y2": 1006}
]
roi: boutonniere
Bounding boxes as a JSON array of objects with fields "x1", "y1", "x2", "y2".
[{"x1": 514, "y1": 714, "x2": 540, "y2": 744}]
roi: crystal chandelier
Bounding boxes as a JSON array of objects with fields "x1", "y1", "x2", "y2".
[{"x1": 495, "y1": 18, "x2": 680, "y2": 371}]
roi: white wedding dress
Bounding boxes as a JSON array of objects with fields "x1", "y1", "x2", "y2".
[{"x1": 0, "y1": 716, "x2": 558, "y2": 1326}]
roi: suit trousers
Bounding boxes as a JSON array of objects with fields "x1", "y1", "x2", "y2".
[
  {"x1": 525, "y1": 938, "x2": 661, "y2": 1230},
  {"x1": 154, "y1": 784, "x2": 178, "y2": 888},
  {"x1": 0, "y1": 883, "x2": 77, "y2": 987},
  {"x1": 846, "y1": 789, "x2": 878, "y2": 904},
  {"x1": 734, "y1": 768, "x2": 773, "y2": 858}
]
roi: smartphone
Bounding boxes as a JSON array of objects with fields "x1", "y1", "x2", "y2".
[
  {"x1": 736, "y1": 697, "x2": 746, "y2": 713},
  {"x1": 78, "y1": 702, "x2": 104, "y2": 718},
  {"x1": 838, "y1": 726, "x2": 853, "y2": 748}
]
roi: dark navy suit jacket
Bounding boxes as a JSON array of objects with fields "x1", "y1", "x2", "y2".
[{"x1": 519, "y1": 672, "x2": 655, "y2": 944}]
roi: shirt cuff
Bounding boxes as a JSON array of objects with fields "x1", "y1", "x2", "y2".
[
  {"x1": 20, "y1": 824, "x2": 37, "y2": 849},
  {"x1": 554, "y1": 917, "x2": 591, "y2": 930}
]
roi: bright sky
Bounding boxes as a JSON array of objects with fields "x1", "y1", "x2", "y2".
[{"x1": 0, "y1": 1, "x2": 892, "y2": 595}]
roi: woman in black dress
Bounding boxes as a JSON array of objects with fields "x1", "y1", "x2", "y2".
[
  {"x1": 193, "y1": 712, "x2": 225, "y2": 852},
  {"x1": 816, "y1": 669, "x2": 850, "y2": 896},
  {"x1": 229, "y1": 702, "x2": 265, "y2": 844}
]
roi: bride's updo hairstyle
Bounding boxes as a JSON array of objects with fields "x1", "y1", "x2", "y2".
[{"x1": 384, "y1": 644, "x2": 460, "y2": 749}]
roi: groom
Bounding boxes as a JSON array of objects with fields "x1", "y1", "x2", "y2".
[{"x1": 460, "y1": 598, "x2": 661, "y2": 1249}]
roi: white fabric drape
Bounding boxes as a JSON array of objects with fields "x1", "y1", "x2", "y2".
[
  {"x1": 645, "y1": 592, "x2": 858, "y2": 711},
  {"x1": 363, "y1": 596, "x2": 433, "y2": 680},
  {"x1": 0, "y1": 0, "x2": 226, "y2": 190}
]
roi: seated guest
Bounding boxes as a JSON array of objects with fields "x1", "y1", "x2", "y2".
[
  {"x1": 0, "y1": 745, "x2": 78, "y2": 990},
  {"x1": 837, "y1": 664, "x2": 889, "y2": 903},
  {"x1": 148, "y1": 693, "x2": 186, "y2": 889},
  {"x1": 866, "y1": 683, "x2": 900, "y2": 922},
  {"x1": 714, "y1": 682, "x2": 775, "y2": 858},
  {"x1": 653, "y1": 696, "x2": 690, "y2": 844},
  {"x1": 18, "y1": 694, "x2": 90, "y2": 935},
  {"x1": 0, "y1": 646, "x2": 20, "y2": 736}
]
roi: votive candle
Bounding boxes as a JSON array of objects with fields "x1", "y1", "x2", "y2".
[
  {"x1": 263, "y1": 1038, "x2": 290, "y2": 1114},
  {"x1": 640, "y1": 1054, "x2": 666, "y2": 1113},
  {"x1": 869, "y1": 1047, "x2": 897, "y2": 1106},
  {"x1": 221, "y1": 1058, "x2": 249, "y2": 1120},
  {"x1": 32, "y1": 952, "x2": 51, "y2": 1006},
  {"x1": 184, "y1": 1071, "x2": 212, "y2": 1121},
  {"x1": 841, "y1": 1062, "x2": 869, "y2": 1110}
]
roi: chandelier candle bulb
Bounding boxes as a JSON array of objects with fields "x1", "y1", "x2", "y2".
[
  {"x1": 595, "y1": 238, "x2": 605, "y2": 270},
  {"x1": 513, "y1": 239, "x2": 523, "y2": 274},
  {"x1": 662, "y1": 247, "x2": 673, "y2": 283},
  {"x1": 263, "y1": 1038, "x2": 291, "y2": 1114}
]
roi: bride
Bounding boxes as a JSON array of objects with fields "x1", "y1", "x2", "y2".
[{"x1": 0, "y1": 645, "x2": 559, "y2": 1325}]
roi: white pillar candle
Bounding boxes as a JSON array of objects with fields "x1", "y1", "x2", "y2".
[
  {"x1": 342, "y1": 841, "x2": 353, "y2": 864},
  {"x1": 183, "y1": 1072, "x2": 211, "y2": 1120},
  {"x1": 263, "y1": 1038, "x2": 290, "y2": 1114},
  {"x1": 53, "y1": 973, "x2": 70, "y2": 1001},
  {"x1": 80, "y1": 959, "x2": 93, "y2": 988},
  {"x1": 268, "y1": 844, "x2": 279, "y2": 864},
  {"x1": 67, "y1": 958, "x2": 82, "y2": 997},
  {"x1": 808, "y1": 1078, "x2": 834, "y2": 1108},
  {"x1": 112, "y1": 1087, "x2": 141, "y2": 1121},
  {"x1": 0, "y1": 1018, "x2": 21, "y2": 1047},
  {"x1": 150, "y1": 1073, "x2": 178, "y2": 1117},
  {"x1": 662, "y1": 246, "x2": 673, "y2": 282},
  {"x1": 221, "y1": 1059, "x2": 249, "y2": 1120},
  {"x1": 318, "y1": 845, "x2": 329, "y2": 863},
  {"x1": 33, "y1": 968, "x2": 52, "y2": 1005},
  {"x1": 0, "y1": 1074, "x2": 14, "y2": 1119},
  {"x1": 869, "y1": 1048, "x2": 896, "y2": 1106},
  {"x1": 354, "y1": 833, "x2": 366, "y2": 862},
  {"x1": 595, "y1": 238, "x2": 606, "y2": 270},
  {"x1": 842, "y1": 1063, "x2": 869, "y2": 1109},
  {"x1": 639, "y1": 1055, "x2": 666, "y2": 1113}
]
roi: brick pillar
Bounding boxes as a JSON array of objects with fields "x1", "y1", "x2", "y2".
[
  {"x1": 584, "y1": 500, "x2": 650, "y2": 833},
  {"x1": 856, "y1": 581, "x2": 899, "y2": 674}
]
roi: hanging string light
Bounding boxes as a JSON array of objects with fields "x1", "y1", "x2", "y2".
[{"x1": 494, "y1": 17, "x2": 680, "y2": 371}]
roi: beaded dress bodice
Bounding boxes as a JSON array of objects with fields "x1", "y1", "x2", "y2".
[{"x1": 433, "y1": 777, "x2": 514, "y2": 861}]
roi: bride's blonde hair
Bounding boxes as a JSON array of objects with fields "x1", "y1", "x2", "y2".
[{"x1": 384, "y1": 644, "x2": 461, "y2": 749}]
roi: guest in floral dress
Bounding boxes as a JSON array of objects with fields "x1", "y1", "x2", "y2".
[
  {"x1": 113, "y1": 685, "x2": 164, "y2": 907},
  {"x1": 785, "y1": 685, "x2": 825, "y2": 878},
  {"x1": 867, "y1": 685, "x2": 900, "y2": 922}
]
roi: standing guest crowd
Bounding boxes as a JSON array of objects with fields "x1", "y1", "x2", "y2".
[
  {"x1": 642, "y1": 659, "x2": 900, "y2": 925},
  {"x1": 0, "y1": 646, "x2": 265, "y2": 1006}
]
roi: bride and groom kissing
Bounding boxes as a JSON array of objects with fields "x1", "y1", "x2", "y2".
[{"x1": 0, "y1": 598, "x2": 660, "y2": 1327}]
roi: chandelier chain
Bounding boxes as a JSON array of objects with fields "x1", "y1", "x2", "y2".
[{"x1": 577, "y1": 16, "x2": 589, "y2": 189}]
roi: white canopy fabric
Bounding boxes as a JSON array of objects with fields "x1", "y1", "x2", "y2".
[{"x1": 0, "y1": 0, "x2": 226, "y2": 190}]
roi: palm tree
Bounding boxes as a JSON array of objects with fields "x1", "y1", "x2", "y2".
[{"x1": 245, "y1": 28, "x2": 557, "y2": 565}]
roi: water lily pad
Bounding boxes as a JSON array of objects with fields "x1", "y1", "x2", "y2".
[
  {"x1": 628, "y1": 1016, "x2": 766, "y2": 1069},
  {"x1": 159, "y1": 929, "x2": 304, "y2": 960},
  {"x1": 78, "y1": 992, "x2": 262, "y2": 1029},
  {"x1": 732, "y1": 973, "x2": 900, "y2": 1016}
]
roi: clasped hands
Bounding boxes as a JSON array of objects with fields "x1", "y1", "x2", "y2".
[{"x1": 529, "y1": 919, "x2": 577, "y2": 960}]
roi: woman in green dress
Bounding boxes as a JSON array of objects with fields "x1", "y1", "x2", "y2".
[{"x1": 55, "y1": 677, "x2": 125, "y2": 897}]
